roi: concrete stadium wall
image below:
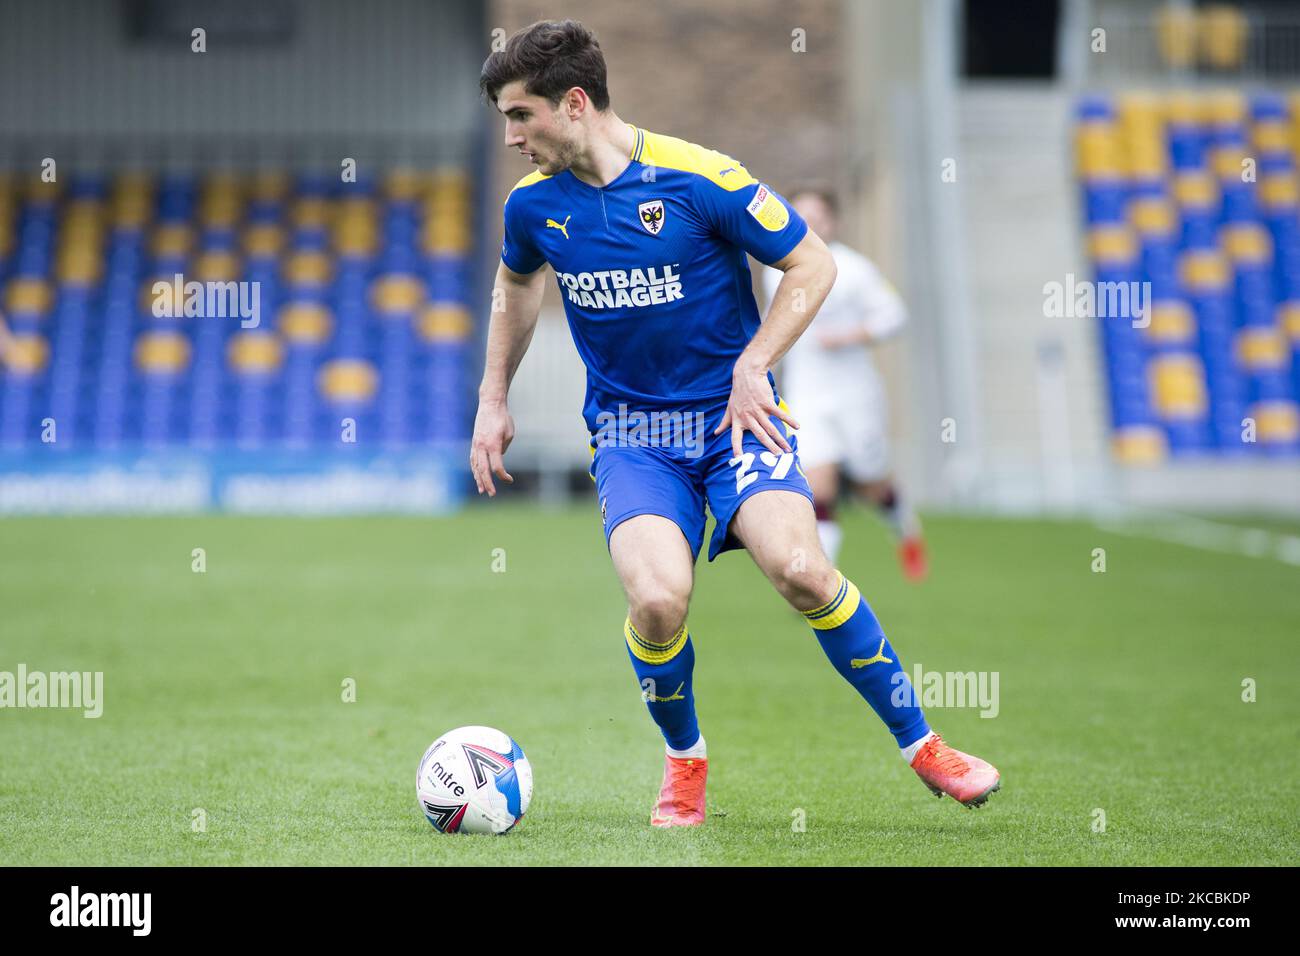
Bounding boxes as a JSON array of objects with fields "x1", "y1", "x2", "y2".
[{"x1": 0, "y1": 0, "x2": 484, "y2": 152}]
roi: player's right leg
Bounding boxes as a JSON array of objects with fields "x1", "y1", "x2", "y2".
[
  {"x1": 609, "y1": 516, "x2": 708, "y2": 828},
  {"x1": 592, "y1": 443, "x2": 710, "y2": 827}
]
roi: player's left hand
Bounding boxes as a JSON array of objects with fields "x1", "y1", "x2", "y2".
[{"x1": 715, "y1": 362, "x2": 798, "y2": 459}]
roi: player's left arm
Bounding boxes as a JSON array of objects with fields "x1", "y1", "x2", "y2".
[{"x1": 718, "y1": 229, "x2": 837, "y2": 457}]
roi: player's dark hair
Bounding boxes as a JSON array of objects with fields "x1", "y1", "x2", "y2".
[
  {"x1": 480, "y1": 20, "x2": 611, "y2": 111},
  {"x1": 792, "y1": 186, "x2": 839, "y2": 216}
]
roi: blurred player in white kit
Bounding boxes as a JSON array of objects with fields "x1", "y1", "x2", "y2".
[{"x1": 762, "y1": 189, "x2": 928, "y2": 581}]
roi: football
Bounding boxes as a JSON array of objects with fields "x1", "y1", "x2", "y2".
[{"x1": 416, "y1": 726, "x2": 533, "y2": 834}]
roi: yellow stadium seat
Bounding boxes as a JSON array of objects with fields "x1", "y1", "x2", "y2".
[
  {"x1": 1199, "y1": 6, "x2": 1248, "y2": 70},
  {"x1": 1235, "y1": 327, "x2": 1287, "y2": 370},
  {"x1": 318, "y1": 358, "x2": 378, "y2": 403},
  {"x1": 56, "y1": 250, "x2": 102, "y2": 286},
  {"x1": 278, "y1": 302, "x2": 334, "y2": 345},
  {"x1": 291, "y1": 197, "x2": 333, "y2": 230},
  {"x1": 4, "y1": 277, "x2": 53, "y2": 317},
  {"x1": 1178, "y1": 250, "x2": 1230, "y2": 291},
  {"x1": 151, "y1": 223, "x2": 193, "y2": 259},
  {"x1": 418, "y1": 303, "x2": 473, "y2": 342},
  {"x1": 1087, "y1": 225, "x2": 1137, "y2": 264},
  {"x1": 1148, "y1": 353, "x2": 1208, "y2": 418},
  {"x1": 192, "y1": 250, "x2": 242, "y2": 283},
  {"x1": 1129, "y1": 196, "x2": 1176, "y2": 237},
  {"x1": 243, "y1": 223, "x2": 285, "y2": 258},
  {"x1": 385, "y1": 168, "x2": 426, "y2": 202},
  {"x1": 1253, "y1": 120, "x2": 1291, "y2": 154},
  {"x1": 1165, "y1": 93, "x2": 1202, "y2": 126},
  {"x1": 3, "y1": 333, "x2": 50, "y2": 374},
  {"x1": 1250, "y1": 401, "x2": 1300, "y2": 443},
  {"x1": 1203, "y1": 90, "x2": 1246, "y2": 126},
  {"x1": 333, "y1": 200, "x2": 378, "y2": 256},
  {"x1": 282, "y1": 251, "x2": 333, "y2": 286},
  {"x1": 227, "y1": 332, "x2": 284, "y2": 374},
  {"x1": 1221, "y1": 223, "x2": 1271, "y2": 264},
  {"x1": 1172, "y1": 170, "x2": 1218, "y2": 208},
  {"x1": 1111, "y1": 425, "x2": 1169, "y2": 464},
  {"x1": 1145, "y1": 301, "x2": 1196, "y2": 345},
  {"x1": 1155, "y1": 5, "x2": 1198, "y2": 68},
  {"x1": 370, "y1": 274, "x2": 426, "y2": 315},
  {"x1": 198, "y1": 199, "x2": 242, "y2": 229},
  {"x1": 111, "y1": 193, "x2": 152, "y2": 229},
  {"x1": 134, "y1": 331, "x2": 191, "y2": 374},
  {"x1": 1210, "y1": 142, "x2": 1249, "y2": 180},
  {"x1": 1258, "y1": 173, "x2": 1299, "y2": 208}
]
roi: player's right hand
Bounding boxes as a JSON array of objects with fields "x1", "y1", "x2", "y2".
[{"x1": 470, "y1": 400, "x2": 516, "y2": 497}]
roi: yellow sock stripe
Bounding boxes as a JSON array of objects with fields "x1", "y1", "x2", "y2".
[
  {"x1": 625, "y1": 618, "x2": 688, "y2": 665},
  {"x1": 802, "y1": 572, "x2": 862, "y2": 630}
]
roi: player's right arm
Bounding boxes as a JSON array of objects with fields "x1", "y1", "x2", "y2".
[{"x1": 470, "y1": 259, "x2": 546, "y2": 496}]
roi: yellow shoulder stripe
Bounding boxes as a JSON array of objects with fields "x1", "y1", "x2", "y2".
[
  {"x1": 637, "y1": 130, "x2": 756, "y2": 191},
  {"x1": 508, "y1": 170, "x2": 550, "y2": 195}
]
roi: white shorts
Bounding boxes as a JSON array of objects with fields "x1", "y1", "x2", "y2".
[{"x1": 786, "y1": 385, "x2": 891, "y2": 482}]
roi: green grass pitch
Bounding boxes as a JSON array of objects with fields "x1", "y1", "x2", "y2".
[{"x1": 1, "y1": 506, "x2": 1295, "y2": 865}]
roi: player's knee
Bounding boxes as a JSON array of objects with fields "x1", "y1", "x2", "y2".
[
  {"x1": 770, "y1": 561, "x2": 839, "y2": 612},
  {"x1": 628, "y1": 584, "x2": 690, "y2": 643}
]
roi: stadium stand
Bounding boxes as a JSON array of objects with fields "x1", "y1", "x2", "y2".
[
  {"x1": 0, "y1": 167, "x2": 474, "y2": 452},
  {"x1": 1077, "y1": 89, "x2": 1300, "y2": 462}
]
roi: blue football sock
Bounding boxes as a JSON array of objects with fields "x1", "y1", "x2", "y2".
[
  {"x1": 803, "y1": 571, "x2": 930, "y2": 748},
  {"x1": 624, "y1": 618, "x2": 701, "y2": 752}
]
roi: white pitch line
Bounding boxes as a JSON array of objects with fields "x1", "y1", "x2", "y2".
[{"x1": 1091, "y1": 510, "x2": 1300, "y2": 567}]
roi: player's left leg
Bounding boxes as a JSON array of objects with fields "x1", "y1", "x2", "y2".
[{"x1": 728, "y1": 489, "x2": 999, "y2": 808}]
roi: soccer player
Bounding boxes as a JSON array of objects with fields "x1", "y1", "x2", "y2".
[
  {"x1": 760, "y1": 190, "x2": 928, "y2": 580},
  {"x1": 472, "y1": 20, "x2": 999, "y2": 827}
]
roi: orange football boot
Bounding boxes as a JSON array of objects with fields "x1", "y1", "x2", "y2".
[
  {"x1": 910, "y1": 733, "x2": 1000, "y2": 808},
  {"x1": 650, "y1": 754, "x2": 708, "y2": 827}
]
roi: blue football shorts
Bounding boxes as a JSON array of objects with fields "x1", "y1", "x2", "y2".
[{"x1": 588, "y1": 399, "x2": 815, "y2": 561}]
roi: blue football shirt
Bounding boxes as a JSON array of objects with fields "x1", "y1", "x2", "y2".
[{"x1": 500, "y1": 125, "x2": 808, "y2": 431}]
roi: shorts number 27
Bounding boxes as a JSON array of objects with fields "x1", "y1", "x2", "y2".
[{"x1": 731, "y1": 451, "x2": 795, "y2": 493}]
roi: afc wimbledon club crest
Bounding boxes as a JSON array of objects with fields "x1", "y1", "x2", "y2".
[{"x1": 638, "y1": 199, "x2": 666, "y2": 235}]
